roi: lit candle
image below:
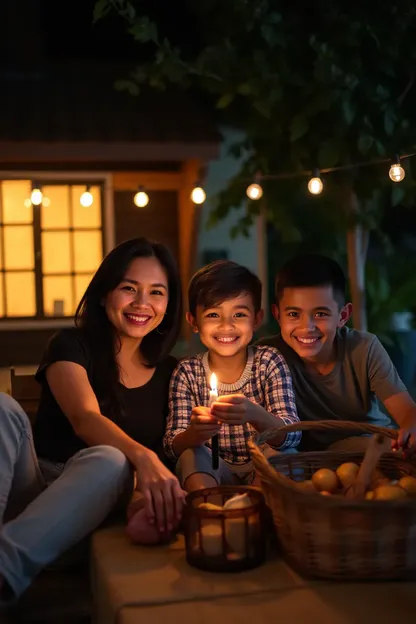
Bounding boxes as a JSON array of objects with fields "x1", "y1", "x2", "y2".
[
  {"x1": 208, "y1": 373, "x2": 218, "y2": 407},
  {"x1": 209, "y1": 373, "x2": 219, "y2": 470}
]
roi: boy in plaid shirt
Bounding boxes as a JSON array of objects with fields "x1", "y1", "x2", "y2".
[{"x1": 164, "y1": 260, "x2": 301, "y2": 492}]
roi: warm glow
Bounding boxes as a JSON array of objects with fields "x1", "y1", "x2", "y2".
[
  {"x1": 1, "y1": 180, "x2": 33, "y2": 223},
  {"x1": 5, "y1": 272, "x2": 36, "y2": 316},
  {"x1": 191, "y1": 186, "x2": 206, "y2": 204},
  {"x1": 4, "y1": 226, "x2": 34, "y2": 270},
  {"x1": 246, "y1": 183, "x2": 263, "y2": 200},
  {"x1": 31, "y1": 188, "x2": 43, "y2": 206},
  {"x1": 80, "y1": 190, "x2": 94, "y2": 207},
  {"x1": 134, "y1": 190, "x2": 149, "y2": 208},
  {"x1": 42, "y1": 231, "x2": 71, "y2": 274},
  {"x1": 210, "y1": 373, "x2": 218, "y2": 393},
  {"x1": 308, "y1": 177, "x2": 323, "y2": 195},
  {"x1": 389, "y1": 163, "x2": 405, "y2": 182}
]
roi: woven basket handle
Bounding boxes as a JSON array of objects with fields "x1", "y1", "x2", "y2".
[{"x1": 256, "y1": 419, "x2": 398, "y2": 445}]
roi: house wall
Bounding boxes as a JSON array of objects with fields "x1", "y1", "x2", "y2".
[{"x1": 196, "y1": 129, "x2": 267, "y2": 308}]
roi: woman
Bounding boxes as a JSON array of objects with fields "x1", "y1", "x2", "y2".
[{"x1": 0, "y1": 237, "x2": 184, "y2": 602}]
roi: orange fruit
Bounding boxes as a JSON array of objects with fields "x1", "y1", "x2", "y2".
[{"x1": 312, "y1": 468, "x2": 339, "y2": 493}]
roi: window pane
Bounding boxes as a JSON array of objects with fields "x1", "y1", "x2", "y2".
[
  {"x1": 41, "y1": 185, "x2": 70, "y2": 229},
  {"x1": 42, "y1": 231, "x2": 71, "y2": 274},
  {"x1": 74, "y1": 273, "x2": 92, "y2": 306},
  {"x1": 43, "y1": 276, "x2": 74, "y2": 317},
  {"x1": 72, "y1": 185, "x2": 101, "y2": 228},
  {"x1": 0, "y1": 226, "x2": 2, "y2": 270},
  {"x1": 73, "y1": 231, "x2": 102, "y2": 272},
  {"x1": 0, "y1": 276, "x2": 4, "y2": 317},
  {"x1": 5, "y1": 272, "x2": 36, "y2": 316},
  {"x1": 1, "y1": 180, "x2": 33, "y2": 224},
  {"x1": 4, "y1": 226, "x2": 34, "y2": 269}
]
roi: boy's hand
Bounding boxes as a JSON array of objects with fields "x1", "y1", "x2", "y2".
[
  {"x1": 188, "y1": 406, "x2": 221, "y2": 445},
  {"x1": 392, "y1": 416, "x2": 416, "y2": 457},
  {"x1": 211, "y1": 394, "x2": 260, "y2": 425}
]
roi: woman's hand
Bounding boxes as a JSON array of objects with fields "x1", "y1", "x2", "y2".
[{"x1": 133, "y1": 449, "x2": 185, "y2": 534}]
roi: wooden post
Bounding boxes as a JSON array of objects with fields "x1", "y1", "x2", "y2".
[
  {"x1": 345, "y1": 190, "x2": 369, "y2": 331},
  {"x1": 178, "y1": 159, "x2": 202, "y2": 339}
]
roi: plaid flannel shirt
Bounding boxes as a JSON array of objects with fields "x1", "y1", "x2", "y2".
[{"x1": 164, "y1": 345, "x2": 301, "y2": 465}]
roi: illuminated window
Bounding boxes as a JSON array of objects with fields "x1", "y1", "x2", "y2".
[{"x1": 0, "y1": 180, "x2": 104, "y2": 319}]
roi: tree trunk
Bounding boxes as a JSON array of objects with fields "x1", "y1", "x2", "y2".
[{"x1": 345, "y1": 189, "x2": 369, "y2": 330}]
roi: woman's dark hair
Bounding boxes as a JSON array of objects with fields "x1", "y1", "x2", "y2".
[
  {"x1": 188, "y1": 260, "x2": 262, "y2": 316},
  {"x1": 75, "y1": 237, "x2": 182, "y2": 416},
  {"x1": 275, "y1": 254, "x2": 346, "y2": 307}
]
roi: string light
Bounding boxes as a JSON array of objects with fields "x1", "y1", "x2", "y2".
[
  {"x1": 80, "y1": 185, "x2": 94, "y2": 207},
  {"x1": 191, "y1": 184, "x2": 206, "y2": 204},
  {"x1": 133, "y1": 186, "x2": 149, "y2": 208},
  {"x1": 389, "y1": 156, "x2": 405, "y2": 183},
  {"x1": 246, "y1": 182, "x2": 263, "y2": 200},
  {"x1": 30, "y1": 183, "x2": 43, "y2": 206},
  {"x1": 307, "y1": 169, "x2": 323, "y2": 195}
]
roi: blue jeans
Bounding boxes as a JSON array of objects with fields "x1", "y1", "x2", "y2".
[{"x1": 0, "y1": 393, "x2": 131, "y2": 601}]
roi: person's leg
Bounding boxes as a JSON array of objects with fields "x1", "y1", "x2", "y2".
[
  {"x1": 0, "y1": 445, "x2": 131, "y2": 601},
  {"x1": 177, "y1": 446, "x2": 237, "y2": 493},
  {"x1": 0, "y1": 393, "x2": 46, "y2": 525},
  {"x1": 326, "y1": 436, "x2": 371, "y2": 452}
]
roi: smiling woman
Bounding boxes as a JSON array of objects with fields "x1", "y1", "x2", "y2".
[{"x1": 0, "y1": 238, "x2": 184, "y2": 602}]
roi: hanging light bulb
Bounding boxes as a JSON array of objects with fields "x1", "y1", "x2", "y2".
[
  {"x1": 246, "y1": 182, "x2": 263, "y2": 200},
  {"x1": 30, "y1": 183, "x2": 43, "y2": 206},
  {"x1": 80, "y1": 185, "x2": 94, "y2": 207},
  {"x1": 308, "y1": 169, "x2": 323, "y2": 195},
  {"x1": 133, "y1": 186, "x2": 149, "y2": 208},
  {"x1": 191, "y1": 184, "x2": 206, "y2": 205},
  {"x1": 389, "y1": 155, "x2": 405, "y2": 182}
]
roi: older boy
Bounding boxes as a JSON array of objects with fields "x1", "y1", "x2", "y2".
[
  {"x1": 259, "y1": 254, "x2": 416, "y2": 453},
  {"x1": 164, "y1": 260, "x2": 300, "y2": 492}
]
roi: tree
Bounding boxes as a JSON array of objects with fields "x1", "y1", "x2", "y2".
[{"x1": 95, "y1": 0, "x2": 416, "y2": 329}]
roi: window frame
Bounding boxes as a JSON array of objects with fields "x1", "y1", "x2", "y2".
[{"x1": 0, "y1": 171, "x2": 114, "y2": 329}]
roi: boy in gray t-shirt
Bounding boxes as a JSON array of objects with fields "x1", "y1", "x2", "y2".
[{"x1": 259, "y1": 254, "x2": 416, "y2": 454}]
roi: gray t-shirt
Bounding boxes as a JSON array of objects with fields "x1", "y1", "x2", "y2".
[{"x1": 258, "y1": 327, "x2": 406, "y2": 450}]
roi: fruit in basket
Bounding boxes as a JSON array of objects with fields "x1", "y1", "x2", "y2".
[
  {"x1": 336, "y1": 462, "x2": 359, "y2": 488},
  {"x1": 398, "y1": 476, "x2": 416, "y2": 496},
  {"x1": 312, "y1": 468, "x2": 339, "y2": 493},
  {"x1": 372, "y1": 484, "x2": 408, "y2": 501},
  {"x1": 298, "y1": 479, "x2": 315, "y2": 492}
]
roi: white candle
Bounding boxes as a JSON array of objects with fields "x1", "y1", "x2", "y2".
[
  {"x1": 199, "y1": 521, "x2": 223, "y2": 556},
  {"x1": 208, "y1": 372, "x2": 218, "y2": 407}
]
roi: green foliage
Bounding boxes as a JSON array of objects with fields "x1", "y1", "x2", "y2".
[{"x1": 96, "y1": 0, "x2": 416, "y2": 240}]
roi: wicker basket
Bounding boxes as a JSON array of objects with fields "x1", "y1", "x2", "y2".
[{"x1": 249, "y1": 420, "x2": 416, "y2": 580}]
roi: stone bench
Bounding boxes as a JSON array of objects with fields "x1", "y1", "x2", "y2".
[{"x1": 90, "y1": 524, "x2": 416, "y2": 624}]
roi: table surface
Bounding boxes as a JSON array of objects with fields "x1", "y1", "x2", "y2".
[{"x1": 91, "y1": 525, "x2": 416, "y2": 624}]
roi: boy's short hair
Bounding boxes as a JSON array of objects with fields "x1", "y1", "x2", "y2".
[
  {"x1": 188, "y1": 260, "x2": 262, "y2": 316},
  {"x1": 275, "y1": 254, "x2": 347, "y2": 307}
]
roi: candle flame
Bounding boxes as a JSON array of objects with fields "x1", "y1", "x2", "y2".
[{"x1": 210, "y1": 373, "x2": 218, "y2": 392}]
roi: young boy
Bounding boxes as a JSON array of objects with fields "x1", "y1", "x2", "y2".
[
  {"x1": 164, "y1": 260, "x2": 301, "y2": 492},
  {"x1": 259, "y1": 254, "x2": 416, "y2": 454}
]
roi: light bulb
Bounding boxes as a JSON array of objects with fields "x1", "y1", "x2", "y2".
[
  {"x1": 389, "y1": 162, "x2": 405, "y2": 182},
  {"x1": 191, "y1": 186, "x2": 206, "y2": 204},
  {"x1": 134, "y1": 190, "x2": 149, "y2": 208},
  {"x1": 31, "y1": 188, "x2": 43, "y2": 205},
  {"x1": 308, "y1": 176, "x2": 323, "y2": 195},
  {"x1": 80, "y1": 189, "x2": 94, "y2": 207},
  {"x1": 246, "y1": 183, "x2": 263, "y2": 200}
]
